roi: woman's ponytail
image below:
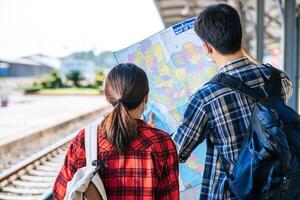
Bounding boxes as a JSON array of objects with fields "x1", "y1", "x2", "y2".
[
  {"x1": 102, "y1": 101, "x2": 137, "y2": 153},
  {"x1": 102, "y1": 63, "x2": 149, "y2": 153}
]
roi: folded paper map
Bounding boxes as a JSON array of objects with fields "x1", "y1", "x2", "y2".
[{"x1": 114, "y1": 17, "x2": 217, "y2": 192}]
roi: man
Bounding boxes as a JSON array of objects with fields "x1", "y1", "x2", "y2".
[{"x1": 172, "y1": 4, "x2": 292, "y2": 200}]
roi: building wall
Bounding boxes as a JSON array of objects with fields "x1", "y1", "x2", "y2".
[
  {"x1": 60, "y1": 58, "x2": 96, "y2": 81},
  {"x1": 0, "y1": 63, "x2": 9, "y2": 77},
  {"x1": 4, "y1": 63, "x2": 54, "y2": 77}
]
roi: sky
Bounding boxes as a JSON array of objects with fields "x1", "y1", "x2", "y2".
[{"x1": 0, "y1": 0, "x2": 164, "y2": 59}]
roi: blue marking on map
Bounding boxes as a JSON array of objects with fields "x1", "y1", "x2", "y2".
[{"x1": 172, "y1": 17, "x2": 196, "y2": 35}]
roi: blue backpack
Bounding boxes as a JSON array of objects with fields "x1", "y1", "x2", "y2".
[{"x1": 210, "y1": 64, "x2": 300, "y2": 199}]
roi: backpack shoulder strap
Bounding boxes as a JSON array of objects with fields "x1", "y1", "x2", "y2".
[
  {"x1": 262, "y1": 64, "x2": 282, "y2": 98},
  {"x1": 85, "y1": 124, "x2": 98, "y2": 167},
  {"x1": 209, "y1": 73, "x2": 262, "y2": 101}
]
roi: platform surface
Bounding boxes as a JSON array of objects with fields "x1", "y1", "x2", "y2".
[{"x1": 0, "y1": 94, "x2": 108, "y2": 146}]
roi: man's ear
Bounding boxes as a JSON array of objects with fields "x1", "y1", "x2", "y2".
[{"x1": 203, "y1": 41, "x2": 213, "y2": 54}]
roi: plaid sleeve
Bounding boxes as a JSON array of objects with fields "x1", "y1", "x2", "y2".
[
  {"x1": 155, "y1": 137, "x2": 179, "y2": 200},
  {"x1": 172, "y1": 93, "x2": 208, "y2": 163},
  {"x1": 280, "y1": 71, "x2": 293, "y2": 104},
  {"x1": 52, "y1": 130, "x2": 86, "y2": 200}
]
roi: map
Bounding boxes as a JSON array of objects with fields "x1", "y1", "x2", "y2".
[{"x1": 114, "y1": 17, "x2": 217, "y2": 192}]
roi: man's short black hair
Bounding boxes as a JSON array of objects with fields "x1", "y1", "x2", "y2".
[{"x1": 194, "y1": 4, "x2": 242, "y2": 55}]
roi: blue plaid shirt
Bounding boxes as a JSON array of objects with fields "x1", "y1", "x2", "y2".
[{"x1": 172, "y1": 57, "x2": 292, "y2": 200}]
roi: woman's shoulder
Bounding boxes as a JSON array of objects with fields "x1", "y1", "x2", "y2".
[
  {"x1": 65, "y1": 127, "x2": 87, "y2": 160},
  {"x1": 69, "y1": 123, "x2": 102, "y2": 153},
  {"x1": 136, "y1": 120, "x2": 177, "y2": 152},
  {"x1": 137, "y1": 120, "x2": 170, "y2": 137}
]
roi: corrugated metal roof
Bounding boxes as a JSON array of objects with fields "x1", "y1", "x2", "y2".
[
  {"x1": 153, "y1": 0, "x2": 300, "y2": 51},
  {"x1": 153, "y1": 0, "x2": 226, "y2": 28}
]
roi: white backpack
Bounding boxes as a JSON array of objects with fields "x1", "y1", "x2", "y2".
[{"x1": 64, "y1": 124, "x2": 108, "y2": 200}]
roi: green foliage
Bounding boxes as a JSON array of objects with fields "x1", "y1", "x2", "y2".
[
  {"x1": 95, "y1": 70, "x2": 105, "y2": 87},
  {"x1": 40, "y1": 70, "x2": 63, "y2": 89},
  {"x1": 24, "y1": 70, "x2": 63, "y2": 94},
  {"x1": 83, "y1": 84, "x2": 98, "y2": 89},
  {"x1": 24, "y1": 82, "x2": 41, "y2": 94},
  {"x1": 51, "y1": 71, "x2": 63, "y2": 88},
  {"x1": 98, "y1": 85, "x2": 104, "y2": 94},
  {"x1": 94, "y1": 70, "x2": 105, "y2": 94},
  {"x1": 65, "y1": 70, "x2": 85, "y2": 87}
]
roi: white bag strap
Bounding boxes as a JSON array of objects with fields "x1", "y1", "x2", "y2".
[
  {"x1": 84, "y1": 124, "x2": 98, "y2": 167},
  {"x1": 85, "y1": 124, "x2": 108, "y2": 200}
]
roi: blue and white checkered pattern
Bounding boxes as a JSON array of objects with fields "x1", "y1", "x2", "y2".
[{"x1": 172, "y1": 57, "x2": 292, "y2": 200}]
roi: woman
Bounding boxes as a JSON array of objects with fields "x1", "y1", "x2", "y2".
[{"x1": 53, "y1": 63, "x2": 179, "y2": 200}]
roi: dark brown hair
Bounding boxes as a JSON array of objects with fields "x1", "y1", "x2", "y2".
[
  {"x1": 194, "y1": 4, "x2": 242, "y2": 55},
  {"x1": 102, "y1": 63, "x2": 149, "y2": 153}
]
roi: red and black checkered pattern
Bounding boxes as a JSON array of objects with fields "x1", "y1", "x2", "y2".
[{"x1": 53, "y1": 120, "x2": 179, "y2": 200}]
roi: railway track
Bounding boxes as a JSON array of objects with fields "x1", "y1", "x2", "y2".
[
  {"x1": 0, "y1": 106, "x2": 111, "y2": 200},
  {"x1": 0, "y1": 133, "x2": 76, "y2": 200}
]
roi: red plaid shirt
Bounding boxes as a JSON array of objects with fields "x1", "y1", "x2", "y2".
[{"x1": 53, "y1": 120, "x2": 179, "y2": 200}]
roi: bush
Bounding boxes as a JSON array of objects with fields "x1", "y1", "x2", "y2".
[
  {"x1": 24, "y1": 71, "x2": 63, "y2": 94},
  {"x1": 40, "y1": 71, "x2": 63, "y2": 89},
  {"x1": 66, "y1": 70, "x2": 85, "y2": 87},
  {"x1": 84, "y1": 84, "x2": 98, "y2": 89},
  {"x1": 24, "y1": 82, "x2": 41, "y2": 94},
  {"x1": 95, "y1": 70, "x2": 105, "y2": 87},
  {"x1": 50, "y1": 71, "x2": 63, "y2": 88},
  {"x1": 98, "y1": 85, "x2": 104, "y2": 94},
  {"x1": 94, "y1": 70, "x2": 105, "y2": 94}
]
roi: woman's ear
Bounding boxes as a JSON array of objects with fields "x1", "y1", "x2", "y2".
[{"x1": 144, "y1": 94, "x2": 149, "y2": 104}]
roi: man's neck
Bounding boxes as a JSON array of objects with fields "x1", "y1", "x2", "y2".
[{"x1": 214, "y1": 50, "x2": 245, "y2": 68}]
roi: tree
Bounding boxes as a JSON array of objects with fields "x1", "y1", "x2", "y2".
[
  {"x1": 95, "y1": 70, "x2": 105, "y2": 87},
  {"x1": 40, "y1": 70, "x2": 63, "y2": 89},
  {"x1": 50, "y1": 71, "x2": 63, "y2": 88},
  {"x1": 66, "y1": 70, "x2": 85, "y2": 87}
]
